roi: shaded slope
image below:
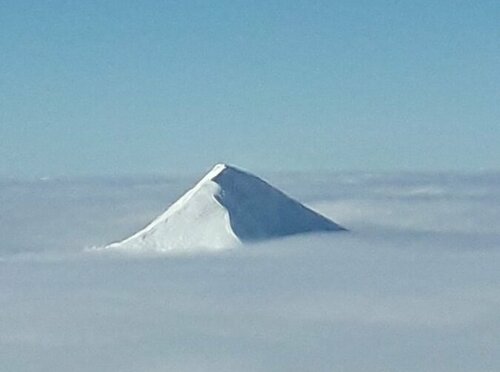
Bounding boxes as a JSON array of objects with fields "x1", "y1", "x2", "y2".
[{"x1": 212, "y1": 165, "x2": 346, "y2": 241}]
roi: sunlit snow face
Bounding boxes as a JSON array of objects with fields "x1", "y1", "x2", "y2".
[{"x1": 1, "y1": 171, "x2": 500, "y2": 372}]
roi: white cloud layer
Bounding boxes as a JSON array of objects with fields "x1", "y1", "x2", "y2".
[{"x1": 1, "y1": 171, "x2": 499, "y2": 371}]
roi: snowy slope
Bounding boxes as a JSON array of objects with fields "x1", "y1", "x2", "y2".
[{"x1": 105, "y1": 163, "x2": 345, "y2": 252}]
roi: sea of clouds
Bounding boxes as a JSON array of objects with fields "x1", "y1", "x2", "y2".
[{"x1": 1, "y1": 171, "x2": 499, "y2": 371}]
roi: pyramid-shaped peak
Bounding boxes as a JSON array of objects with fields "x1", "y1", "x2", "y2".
[
  {"x1": 199, "y1": 163, "x2": 233, "y2": 183},
  {"x1": 213, "y1": 162, "x2": 230, "y2": 170},
  {"x1": 198, "y1": 163, "x2": 254, "y2": 187},
  {"x1": 208, "y1": 162, "x2": 229, "y2": 176},
  {"x1": 105, "y1": 164, "x2": 346, "y2": 252},
  {"x1": 205, "y1": 162, "x2": 242, "y2": 177}
]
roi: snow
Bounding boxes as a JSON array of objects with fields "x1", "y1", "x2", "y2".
[{"x1": 105, "y1": 163, "x2": 345, "y2": 252}]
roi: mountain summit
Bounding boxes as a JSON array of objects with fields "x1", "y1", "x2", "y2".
[{"x1": 106, "y1": 163, "x2": 346, "y2": 252}]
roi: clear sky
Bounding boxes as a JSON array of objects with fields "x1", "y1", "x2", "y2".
[{"x1": 1, "y1": 0, "x2": 499, "y2": 176}]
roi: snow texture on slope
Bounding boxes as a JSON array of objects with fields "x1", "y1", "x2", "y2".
[{"x1": 105, "y1": 163, "x2": 345, "y2": 251}]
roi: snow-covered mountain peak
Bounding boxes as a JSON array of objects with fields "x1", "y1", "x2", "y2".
[
  {"x1": 200, "y1": 163, "x2": 229, "y2": 182},
  {"x1": 104, "y1": 163, "x2": 346, "y2": 252}
]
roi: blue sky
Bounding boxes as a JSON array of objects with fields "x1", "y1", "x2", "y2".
[{"x1": 1, "y1": 0, "x2": 499, "y2": 176}]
